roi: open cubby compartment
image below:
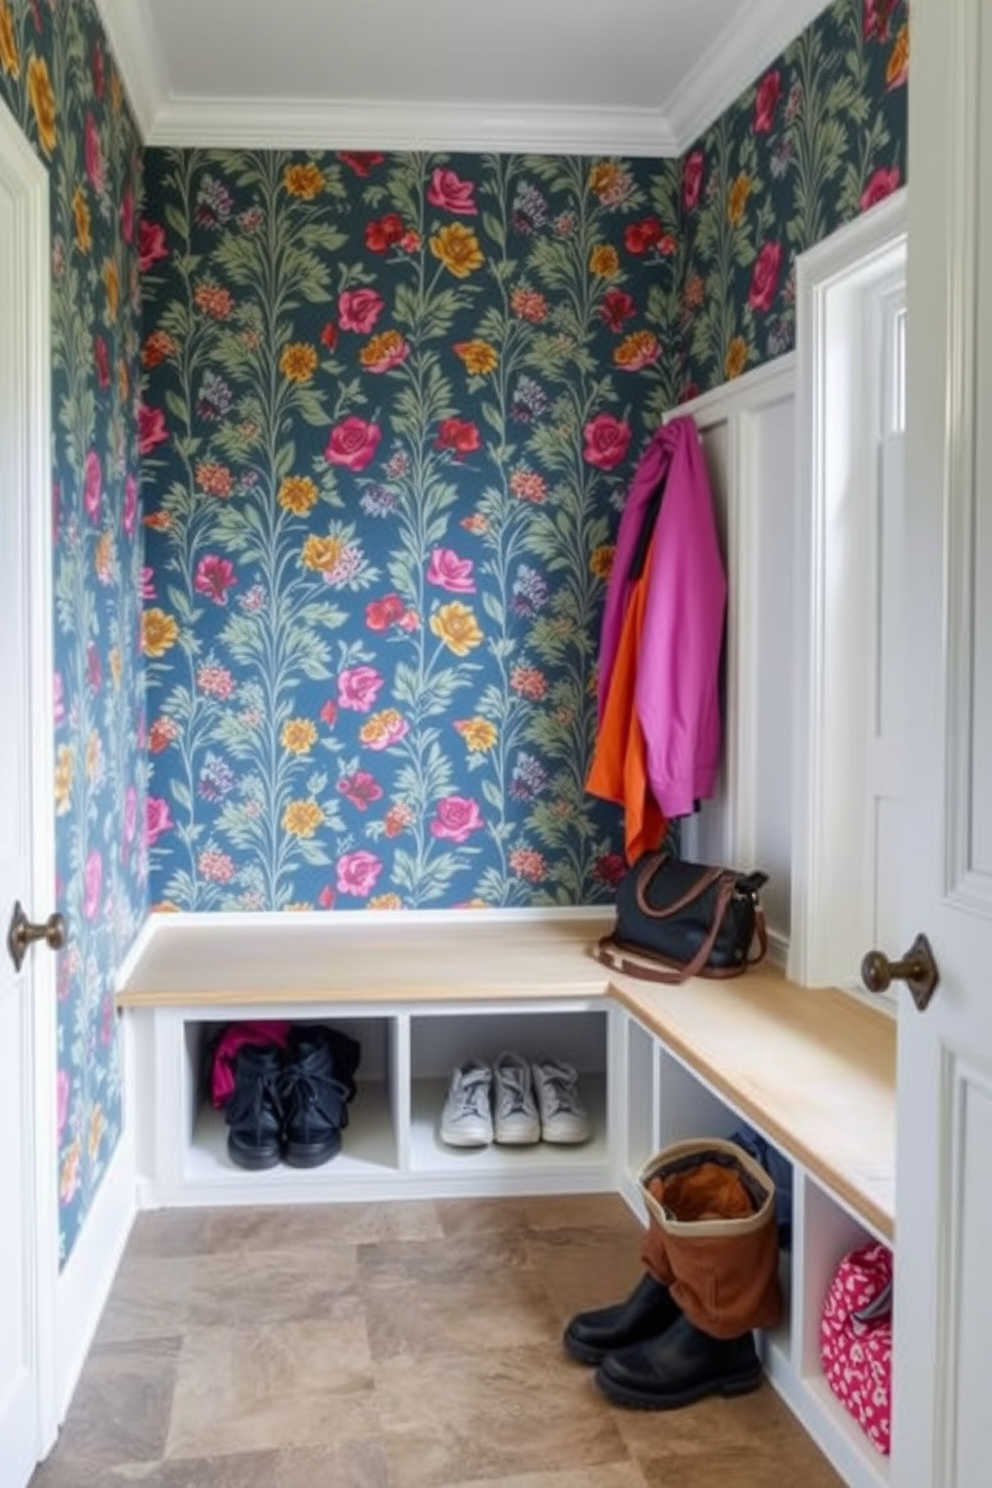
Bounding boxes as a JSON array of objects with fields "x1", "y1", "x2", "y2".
[
  {"x1": 181, "y1": 1009, "x2": 402, "y2": 1194},
  {"x1": 788, "y1": 1172, "x2": 893, "y2": 1488},
  {"x1": 622, "y1": 1014, "x2": 660, "y2": 1180},
  {"x1": 406, "y1": 1000, "x2": 612, "y2": 1190}
]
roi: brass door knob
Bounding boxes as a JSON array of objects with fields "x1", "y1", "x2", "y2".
[
  {"x1": 861, "y1": 932, "x2": 939, "y2": 1011},
  {"x1": 7, "y1": 899, "x2": 65, "y2": 974}
]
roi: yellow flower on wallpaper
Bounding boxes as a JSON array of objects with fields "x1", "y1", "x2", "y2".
[
  {"x1": 85, "y1": 729, "x2": 102, "y2": 784},
  {"x1": 141, "y1": 608, "x2": 179, "y2": 657},
  {"x1": 589, "y1": 244, "x2": 620, "y2": 278},
  {"x1": 887, "y1": 23, "x2": 909, "y2": 88},
  {"x1": 54, "y1": 744, "x2": 73, "y2": 816},
  {"x1": 284, "y1": 162, "x2": 325, "y2": 199},
  {"x1": 88, "y1": 1104, "x2": 107, "y2": 1163},
  {"x1": 455, "y1": 717, "x2": 498, "y2": 752},
  {"x1": 282, "y1": 799, "x2": 325, "y2": 838},
  {"x1": 0, "y1": 2, "x2": 19, "y2": 78},
  {"x1": 280, "y1": 343, "x2": 318, "y2": 382},
  {"x1": 453, "y1": 339, "x2": 498, "y2": 375},
  {"x1": 59, "y1": 1138, "x2": 81, "y2": 1204},
  {"x1": 369, "y1": 893, "x2": 403, "y2": 910},
  {"x1": 109, "y1": 647, "x2": 123, "y2": 689},
  {"x1": 727, "y1": 173, "x2": 753, "y2": 226},
  {"x1": 588, "y1": 161, "x2": 619, "y2": 197},
  {"x1": 103, "y1": 259, "x2": 119, "y2": 321},
  {"x1": 281, "y1": 718, "x2": 318, "y2": 754},
  {"x1": 301, "y1": 534, "x2": 344, "y2": 574},
  {"x1": 589, "y1": 545, "x2": 614, "y2": 581},
  {"x1": 724, "y1": 335, "x2": 749, "y2": 380},
  {"x1": 429, "y1": 602, "x2": 483, "y2": 656},
  {"x1": 278, "y1": 475, "x2": 319, "y2": 515},
  {"x1": 430, "y1": 223, "x2": 484, "y2": 278},
  {"x1": 72, "y1": 188, "x2": 92, "y2": 254},
  {"x1": 26, "y1": 53, "x2": 56, "y2": 156}
]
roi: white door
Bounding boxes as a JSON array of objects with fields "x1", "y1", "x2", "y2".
[
  {"x1": 890, "y1": 0, "x2": 992, "y2": 1482},
  {"x1": 0, "y1": 99, "x2": 57, "y2": 1485}
]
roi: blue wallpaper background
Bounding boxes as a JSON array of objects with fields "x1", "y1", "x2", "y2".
[{"x1": 0, "y1": 0, "x2": 906, "y2": 1260}]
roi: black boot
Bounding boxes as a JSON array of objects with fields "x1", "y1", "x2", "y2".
[
  {"x1": 224, "y1": 1043, "x2": 285, "y2": 1170},
  {"x1": 594, "y1": 1314, "x2": 762, "y2": 1409},
  {"x1": 563, "y1": 1274, "x2": 681, "y2": 1365},
  {"x1": 279, "y1": 1026, "x2": 359, "y2": 1168}
]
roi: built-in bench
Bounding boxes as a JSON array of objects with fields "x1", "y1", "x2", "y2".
[{"x1": 116, "y1": 909, "x2": 895, "y2": 1488}]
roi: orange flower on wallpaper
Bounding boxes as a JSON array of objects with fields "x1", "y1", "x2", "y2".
[
  {"x1": 453, "y1": 339, "x2": 498, "y2": 374},
  {"x1": 589, "y1": 545, "x2": 614, "y2": 581},
  {"x1": 277, "y1": 475, "x2": 319, "y2": 515},
  {"x1": 727, "y1": 172, "x2": 753, "y2": 226},
  {"x1": 284, "y1": 162, "x2": 325, "y2": 199},
  {"x1": 454, "y1": 717, "x2": 498, "y2": 752},
  {"x1": 194, "y1": 281, "x2": 234, "y2": 318},
  {"x1": 589, "y1": 244, "x2": 620, "y2": 278},
  {"x1": 0, "y1": 3, "x2": 19, "y2": 77},
  {"x1": 509, "y1": 287, "x2": 548, "y2": 323},
  {"x1": 142, "y1": 329, "x2": 177, "y2": 368},
  {"x1": 72, "y1": 187, "x2": 92, "y2": 253},
  {"x1": 195, "y1": 461, "x2": 235, "y2": 498},
  {"x1": 430, "y1": 222, "x2": 484, "y2": 278},
  {"x1": 282, "y1": 799, "x2": 325, "y2": 838},
  {"x1": 280, "y1": 343, "x2": 318, "y2": 382},
  {"x1": 54, "y1": 745, "x2": 73, "y2": 817},
  {"x1": 103, "y1": 259, "x2": 119, "y2": 320},
  {"x1": 27, "y1": 53, "x2": 56, "y2": 155},
  {"x1": 429, "y1": 602, "x2": 483, "y2": 656},
  {"x1": 613, "y1": 329, "x2": 661, "y2": 371},
  {"x1": 724, "y1": 335, "x2": 749, "y2": 380},
  {"x1": 887, "y1": 23, "x2": 908, "y2": 89},
  {"x1": 141, "y1": 608, "x2": 179, "y2": 658},
  {"x1": 359, "y1": 329, "x2": 410, "y2": 373}
]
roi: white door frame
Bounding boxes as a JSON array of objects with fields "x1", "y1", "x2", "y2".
[
  {"x1": 1, "y1": 93, "x2": 59, "y2": 1465},
  {"x1": 790, "y1": 188, "x2": 908, "y2": 991}
]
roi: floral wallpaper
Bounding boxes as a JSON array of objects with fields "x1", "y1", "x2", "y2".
[
  {"x1": 678, "y1": 0, "x2": 908, "y2": 398},
  {"x1": 0, "y1": 0, "x2": 146, "y2": 1264},
  {"x1": 140, "y1": 150, "x2": 684, "y2": 911}
]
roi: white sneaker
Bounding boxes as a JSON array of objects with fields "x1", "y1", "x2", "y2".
[
  {"x1": 493, "y1": 1051, "x2": 541, "y2": 1145},
  {"x1": 440, "y1": 1060, "x2": 493, "y2": 1147},
  {"x1": 531, "y1": 1058, "x2": 592, "y2": 1144}
]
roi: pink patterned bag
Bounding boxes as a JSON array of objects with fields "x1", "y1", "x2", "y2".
[{"x1": 820, "y1": 1240, "x2": 893, "y2": 1456}]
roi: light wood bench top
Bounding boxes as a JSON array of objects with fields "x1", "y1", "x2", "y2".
[{"x1": 115, "y1": 912, "x2": 896, "y2": 1238}]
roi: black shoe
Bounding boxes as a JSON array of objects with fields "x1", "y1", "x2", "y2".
[
  {"x1": 563, "y1": 1274, "x2": 681, "y2": 1365},
  {"x1": 279, "y1": 1026, "x2": 359, "y2": 1168},
  {"x1": 594, "y1": 1314, "x2": 762, "y2": 1410},
  {"x1": 224, "y1": 1043, "x2": 285, "y2": 1170}
]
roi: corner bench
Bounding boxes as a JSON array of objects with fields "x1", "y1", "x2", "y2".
[{"x1": 116, "y1": 909, "x2": 895, "y2": 1488}]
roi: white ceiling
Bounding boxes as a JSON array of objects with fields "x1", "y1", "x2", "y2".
[{"x1": 96, "y1": 0, "x2": 831, "y2": 157}]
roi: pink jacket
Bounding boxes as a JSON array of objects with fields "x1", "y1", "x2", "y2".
[{"x1": 593, "y1": 414, "x2": 726, "y2": 820}]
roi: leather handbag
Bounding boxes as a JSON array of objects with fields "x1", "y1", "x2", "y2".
[{"x1": 592, "y1": 850, "x2": 768, "y2": 984}]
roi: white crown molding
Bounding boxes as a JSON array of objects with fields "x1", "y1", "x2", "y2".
[
  {"x1": 666, "y1": 0, "x2": 835, "y2": 153},
  {"x1": 93, "y1": 0, "x2": 168, "y2": 139},
  {"x1": 146, "y1": 96, "x2": 679, "y2": 158}
]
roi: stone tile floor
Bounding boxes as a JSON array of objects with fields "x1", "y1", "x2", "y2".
[{"x1": 30, "y1": 1193, "x2": 844, "y2": 1487}]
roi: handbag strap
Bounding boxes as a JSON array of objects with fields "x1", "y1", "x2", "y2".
[
  {"x1": 633, "y1": 852, "x2": 724, "y2": 921},
  {"x1": 592, "y1": 884, "x2": 769, "y2": 985}
]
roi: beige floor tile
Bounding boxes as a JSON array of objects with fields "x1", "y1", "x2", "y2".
[
  {"x1": 433, "y1": 1468, "x2": 649, "y2": 1488},
  {"x1": 363, "y1": 1262, "x2": 561, "y2": 1360},
  {"x1": 166, "y1": 1317, "x2": 377, "y2": 1458},
  {"x1": 374, "y1": 1344, "x2": 630, "y2": 1488}
]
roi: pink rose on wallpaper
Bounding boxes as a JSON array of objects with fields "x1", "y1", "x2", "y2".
[
  {"x1": 83, "y1": 450, "x2": 102, "y2": 522},
  {"x1": 434, "y1": 418, "x2": 481, "y2": 460},
  {"x1": 120, "y1": 181, "x2": 135, "y2": 244},
  {"x1": 365, "y1": 593, "x2": 406, "y2": 631},
  {"x1": 860, "y1": 166, "x2": 901, "y2": 211},
  {"x1": 83, "y1": 849, "x2": 102, "y2": 921},
  {"x1": 86, "y1": 642, "x2": 101, "y2": 692},
  {"x1": 682, "y1": 150, "x2": 705, "y2": 211},
  {"x1": 138, "y1": 403, "x2": 168, "y2": 455},
  {"x1": 325, "y1": 416, "x2": 382, "y2": 471},
  {"x1": 338, "y1": 287, "x2": 384, "y2": 333},
  {"x1": 429, "y1": 795, "x2": 484, "y2": 844},
  {"x1": 336, "y1": 849, "x2": 383, "y2": 898},
  {"x1": 427, "y1": 167, "x2": 478, "y2": 215},
  {"x1": 146, "y1": 796, "x2": 173, "y2": 848},
  {"x1": 140, "y1": 567, "x2": 156, "y2": 600},
  {"x1": 53, "y1": 671, "x2": 64, "y2": 727},
  {"x1": 338, "y1": 664, "x2": 384, "y2": 712},
  {"x1": 138, "y1": 218, "x2": 168, "y2": 272},
  {"x1": 582, "y1": 413, "x2": 631, "y2": 471},
  {"x1": 123, "y1": 474, "x2": 138, "y2": 538},
  {"x1": 57, "y1": 1069, "x2": 70, "y2": 1139},
  {"x1": 600, "y1": 288, "x2": 636, "y2": 332},
  {"x1": 194, "y1": 554, "x2": 238, "y2": 605},
  {"x1": 427, "y1": 548, "x2": 475, "y2": 593},
  {"x1": 753, "y1": 69, "x2": 781, "y2": 132},
  {"x1": 84, "y1": 111, "x2": 105, "y2": 194},
  {"x1": 337, "y1": 769, "x2": 384, "y2": 811},
  {"x1": 94, "y1": 334, "x2": 110, "y2": 390},
  {"x1": 747, "y1": 240, "x2": 783, "y2": 312}
]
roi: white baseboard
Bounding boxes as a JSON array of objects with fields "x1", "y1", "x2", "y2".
[{"x1": 55, "y1": 1126, "x2": 136, "y2": 1421}]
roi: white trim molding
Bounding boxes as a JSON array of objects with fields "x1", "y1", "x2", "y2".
[{"x1": 790, "y1": 189, "x2": 908, "y2": 991}]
